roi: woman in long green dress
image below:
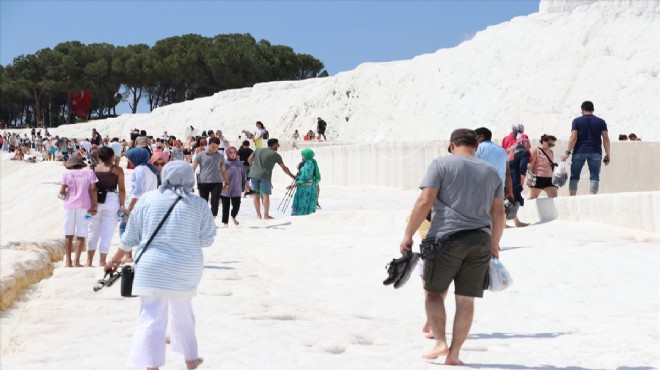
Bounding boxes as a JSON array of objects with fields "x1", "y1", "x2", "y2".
[{"x1": 291, "y1": 148, "x2": 321, "y2": 216}]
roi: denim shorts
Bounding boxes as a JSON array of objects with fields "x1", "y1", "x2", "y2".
[{"x1": 250, "y1": 178, "x2": 272, "y2": 195}]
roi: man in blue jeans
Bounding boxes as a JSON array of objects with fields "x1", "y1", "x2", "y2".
[{"x1": 561, "y1": 101, "x2": 611, "y2": 195}]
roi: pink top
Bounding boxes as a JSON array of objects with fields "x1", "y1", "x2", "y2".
[
  {"x1": 533, "y1": 147, "x2": 555, "y2": 177},
  {"x1": 62, "y1": 168, "x2": 98, "y2": 209}
]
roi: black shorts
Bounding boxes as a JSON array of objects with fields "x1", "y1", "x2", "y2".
[
  {"x1": 532, "y1": 176, "x2": 557, "y2": 189},
  {"x1": 182, "y1": 149, "x2": 191, "y2": 155},
  {"x1": 318, "y1": 129, "x2": 326, "y2": 135}
]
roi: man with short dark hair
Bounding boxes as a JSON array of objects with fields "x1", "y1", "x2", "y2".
[
  {"x1": 400, "y1": 128, "x2": 504, "y2": 365},
  {"x1": 110, "y1": 137, "x2": 123, "y2": 166},
  {"x1": 248, "y1": 138, "x2": 296, "y2": 219},
  {"x1": 237, "y1": 140, "x2": 254, "y2": 197},
  {"x1": 561, "y1": 101, "x2": 611, "y2": 195},
  {"x1": 476, "y1": 127, "x2": 516, "y2": 221},
  {"x1": 193, "y1": 136, "x2": 229, "y2": 222}
]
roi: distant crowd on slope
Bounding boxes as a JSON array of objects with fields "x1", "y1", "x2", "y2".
[{"x1": 45, "y1": 119, "x2": 320, "y2": 261}]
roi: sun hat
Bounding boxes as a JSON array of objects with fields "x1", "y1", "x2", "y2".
[{"x1": 64, "y1": 156, "x2": 87, "y2": 169}]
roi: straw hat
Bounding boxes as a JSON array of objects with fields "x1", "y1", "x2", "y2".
[{"x1": 64, "y1": 156, "x2": 87, "y2": 168}]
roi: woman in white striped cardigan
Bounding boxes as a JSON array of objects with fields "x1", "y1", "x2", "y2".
[{"x1": 106, "y1": 161, "x2": 216, "y2": 370}]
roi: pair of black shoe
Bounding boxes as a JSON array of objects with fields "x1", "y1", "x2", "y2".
[
  {"x1": 383, "y1": 251, "x2": 421, "y2": 289},
  {"x1": 93, "y1": 271, "x2": 122, "y2": 292}
]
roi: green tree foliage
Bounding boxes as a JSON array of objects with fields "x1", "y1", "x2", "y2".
[{"x1": 1, "y1": 33, "x2": 326, "y2": 127}]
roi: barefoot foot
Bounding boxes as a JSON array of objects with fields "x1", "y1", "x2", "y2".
[
  {"x1": 186, "y1": 357, "x2": 204, "y2": 369},
  {"x1": 422, "y1": 324, "x2": 434, "y2": 339},
  {"x1": 445, "y1": 357, "x2": 464, "y2": 366},
  {"x1": 422, "y1": 344, "x2": 449, "y2": 360},
  {"x1": 232, "y1": 218, "x2": 239, "y2": 226},
  {"x1": 264, "y1": 215, "x2": 274, "y2": 220}
]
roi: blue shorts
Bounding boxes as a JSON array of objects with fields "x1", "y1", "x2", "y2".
[{"x1": 250, "y1": 178, "x2": 272, "y2": 195}]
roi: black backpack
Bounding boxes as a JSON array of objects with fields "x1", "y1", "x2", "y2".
[{"x1": 262, "y1": 130, "x2": 269, "y2": 140}]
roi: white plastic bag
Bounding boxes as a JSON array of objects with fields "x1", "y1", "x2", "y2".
[
  {"x1": 552, "y1": 161, "x2": 568, "y2": 187},
  {"x1": 488, "y1": 257, "x2": 513, "y2": 292}
]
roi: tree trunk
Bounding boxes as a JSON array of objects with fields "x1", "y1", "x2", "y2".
[
  {"x1": 32, "y1": 87, "x2": 42, "y2": 126},
  {"x1": 130, "y1": 86, "x2": 143, "y2": 114}
]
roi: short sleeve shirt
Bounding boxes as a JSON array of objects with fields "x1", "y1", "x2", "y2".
[
  {"x1": 420, "y1": 155, "x2": 503, "y2": 240},
  {"x1": 476, "y1": 141, "x2": 508, "y2": 187},
  {"x1": 572, "y1": 114, "x2": 608, "y2": 155},
  {"x1": 62, "y1": 168, "x2": 98, "y2": 209},
  {"x1": 194, "y1": 150, "x2": 226, "y2": 183},
  {"x1": 249, "y1": 148, "x2": 283, "y2": 181},
  {"x1": 237, "y1": 147, "x2": 254, "y2": 166}
]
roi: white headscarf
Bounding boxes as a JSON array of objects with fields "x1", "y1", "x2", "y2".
[{"x1": 158, "y1": 161, "x2": 195, "y2": 200}]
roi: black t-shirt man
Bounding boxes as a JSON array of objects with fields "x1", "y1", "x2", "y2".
[{"x1": 237, "y1": 144, "x2": 254, "y2": 166}]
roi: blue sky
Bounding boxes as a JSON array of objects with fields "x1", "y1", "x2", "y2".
[{"x1": 1, "y1": 0, "x2": 538, "y2": 113}]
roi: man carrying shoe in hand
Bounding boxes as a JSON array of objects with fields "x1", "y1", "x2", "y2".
[{"x1": 400, "y1": 129, "x2": 504, "y2": 366}]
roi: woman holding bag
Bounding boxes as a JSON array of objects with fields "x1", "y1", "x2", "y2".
[
  {"x1": 105, "y1": 161, "x2": 216, "y2": 370},
  {"x1": 527, "y1": 134, "x2": 559, "y2": 199}
]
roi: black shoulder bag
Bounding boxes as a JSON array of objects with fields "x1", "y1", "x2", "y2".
[
  {"x1": 538, "y1": 147, "x2": 558, "y2": 170},
  {"x1": 121, "y1": 196, "x2": 182, "y2": 298}
]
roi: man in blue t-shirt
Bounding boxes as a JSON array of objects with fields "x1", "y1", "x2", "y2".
[{"x1": 561, "y1": 101, "x2": 611, "y2": 195}]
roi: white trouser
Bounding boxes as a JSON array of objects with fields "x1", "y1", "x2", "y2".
[
  {"x1": 128, "y1": 296, "x2": 198, "y2": 368},
  {"x1": 87, "y1": 192, "x2": 120, "y2": 253}
]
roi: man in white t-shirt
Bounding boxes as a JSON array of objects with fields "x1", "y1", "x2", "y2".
[
  {"x1": 81, "y1": 138, "x2": 92, "y2": 154},
  {"x1": 110, "y1": 137, "x2": 123, "y2": 166}
]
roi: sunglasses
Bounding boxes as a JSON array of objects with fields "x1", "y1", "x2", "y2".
[
  {"x1": 548, "y1": 143, "x2": 556, "y2": 147},
  {"x1": 154, "y1": 162, "x2": 166, "y2": 167}
]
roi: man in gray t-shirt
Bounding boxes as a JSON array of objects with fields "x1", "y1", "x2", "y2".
[
  {"x1": 247, "y1": 138, "x2": 296, "y2": 219},
  {"x1": 400, "y1": 129, "x2": 504, "y2": 366},
  {"x1": 192, "y1": 137, "x2": 229, "y2": 219}
]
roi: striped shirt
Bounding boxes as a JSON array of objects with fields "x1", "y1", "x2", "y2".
[{"x1": 120, "y1": 190, "x2": 216, "y2": 298}]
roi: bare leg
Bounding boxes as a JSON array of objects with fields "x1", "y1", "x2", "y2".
[
  {"x1": 252, "y1": 193, "x2": 262, "y2": 219},
  {"x1": 263, "y1": 195, "x2": 272, "y2": 219},
  {"x1": 99, "y1": 252, "x2": 108, "y2": 267},
  {"x1": 73, "y1": 237, "x2": 85, "y2": 267},
  {"x1": 85, "y1": 250, "x2": 95, "y2": 267},
  {"x1": 514, "y1": 217, "x2": 529, "y2": 227},
  {"x1": 422, "y1": 291, "x2": 449, "y2": 359},
  {"x1": 64, "y1": 235, "x2": 74, "y2": 267},
  {"x1": 186, "y1": 358, "x2": 204, "y2": 369},
  {"x1": 528, "y1": 188, "x2": 541, "y2": 200},
  {"x1": 445, "y1": 295, "x2": 475, "y2": 366},
  {"x1": 421, "y1": 289, "x2": 434, "y2": 339},
  {"x1": 544, "y1": 187, "x2": 558, "y2": 198}
]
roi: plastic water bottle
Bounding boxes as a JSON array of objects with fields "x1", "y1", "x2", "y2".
[{"x1": 117, "y1": 211, "x2": 124, "y2": 222}]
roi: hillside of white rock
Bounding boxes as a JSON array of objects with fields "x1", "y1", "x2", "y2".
[{"x1": 22, "y1": 0, "x2": 659, "y2": 144}]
